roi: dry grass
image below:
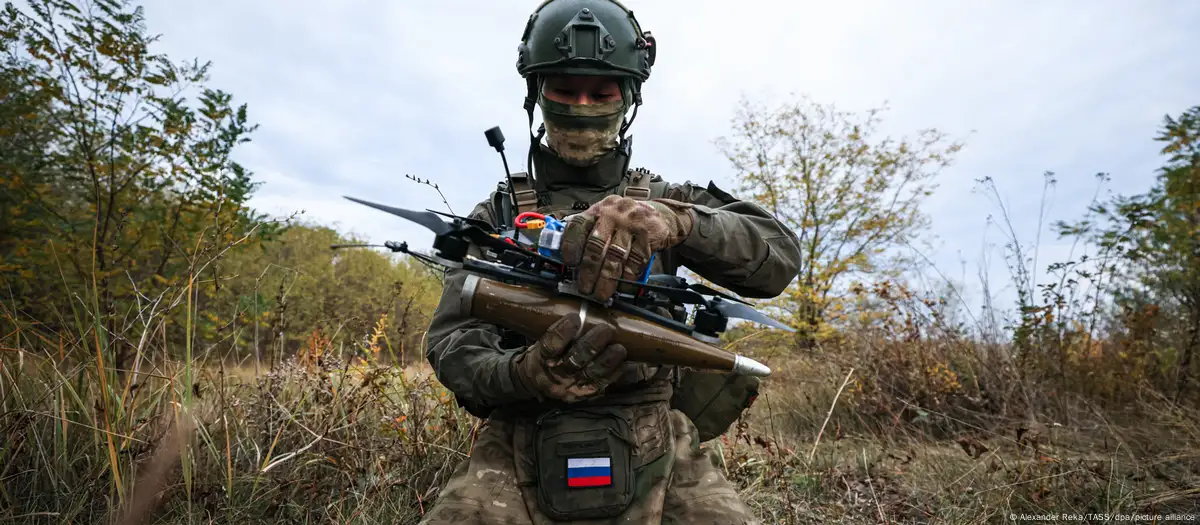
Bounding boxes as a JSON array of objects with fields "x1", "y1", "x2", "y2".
[
  {"x1": 3, "y1": 339, "x2": 1197, "y2": 524},
  {"x1": 1, "y1": 264, "x2": 1197, "y2": 524},
  {"x1": 0, "y1": 350, "x2": 471, "y2": 523},
  {"x1": 727, "y1": 353, "x2": 1200, "y2": 523}
]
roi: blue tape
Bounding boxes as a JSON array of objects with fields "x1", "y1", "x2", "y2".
[
  {"x1": 640, "y1": 253, "x2": 655, "y2": 283},
  {"x1": 537, "y1": 216, "x2": 565, "y2": 258},
  {"x1": 533, "y1": 217, "x2": 653, "y2": 276}
]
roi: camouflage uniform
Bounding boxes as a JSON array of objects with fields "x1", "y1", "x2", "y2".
[
  {"x1": 420, "y1": 146, "x2": 801, "y2": 524},
  {"x1": 418, "y1": 0, "x2": 800, "y2": 522}
]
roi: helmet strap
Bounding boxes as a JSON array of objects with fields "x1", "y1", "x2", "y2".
[
  {"x1": 524, "y1": 76, "x2": 542, "y2": 185},
  {"x1": 619, "y1": 101, "x2": 639, "y2": 138},
  {"x1": 618, "y1": 79, "x2": 642, "y2": 139}
]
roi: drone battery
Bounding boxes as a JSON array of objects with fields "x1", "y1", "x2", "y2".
[
  {"x1": 538, "y1": 228, "x2": 563, "y2": 256},
  {"x1": 537, "y1": 215, "x2": 565, "y2": 258}
]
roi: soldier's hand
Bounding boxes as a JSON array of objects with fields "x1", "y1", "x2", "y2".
[
  {"x1": 513, "y1": 313, "x2": 627, "y2": 403},
  {"x1": 561, "y1": 195, "x2": 695, "y2": 301}
]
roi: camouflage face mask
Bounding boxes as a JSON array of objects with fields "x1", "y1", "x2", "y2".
[{"x1": 538, "y1": 95, "x2": 627, "y2": 167}]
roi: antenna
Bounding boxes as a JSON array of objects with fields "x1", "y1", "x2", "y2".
[{"x1": 485, "y1": 126, "x2": 517, "y2": 211}]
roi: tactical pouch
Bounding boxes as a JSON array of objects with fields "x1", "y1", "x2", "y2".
[
  {"x1": 534, "y1": 408, "x2": 635, "y2": 520},
  {"x1": 670, "y1": 370, "x2": 760, "y2": 442}
]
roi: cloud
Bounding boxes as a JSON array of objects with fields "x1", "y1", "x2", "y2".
[{"x1": 140, "y1": 0, "x2": 1200, "y2": 317}]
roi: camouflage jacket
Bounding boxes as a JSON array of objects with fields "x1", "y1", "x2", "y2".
[{"x1": 424, "y1": 145, "x2": 801, "y2": 417}]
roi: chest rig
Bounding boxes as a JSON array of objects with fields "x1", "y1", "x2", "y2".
[
  {"x1": 486, "y1": 160, "x2": 678, "y2": 397},
  {"x1": 491, "y1": 165, "x2": 662, "y2": 229}
]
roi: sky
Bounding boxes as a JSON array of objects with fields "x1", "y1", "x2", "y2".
[{"x1": 137, "y1": 0, "x2": 1199, "y2": 323}]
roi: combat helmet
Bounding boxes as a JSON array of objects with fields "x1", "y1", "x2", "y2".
[{"x1": 515, "y1": 0, "x2": 656, "y2": 167}]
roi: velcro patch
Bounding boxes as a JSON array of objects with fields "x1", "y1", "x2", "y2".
[{"x1": 566, "y1": 457, "x2": 612, "y2": 488}]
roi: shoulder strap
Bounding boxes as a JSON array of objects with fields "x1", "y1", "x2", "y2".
[
  {"x1": 491, "y1": 172, "x2": 539, "y2": 231},
  {"x1": 490, "y1": 183, "x2": 511, "y2": 230},
  {"x1": 509, "y1": 171, "x2": 539, "y2": 214}
]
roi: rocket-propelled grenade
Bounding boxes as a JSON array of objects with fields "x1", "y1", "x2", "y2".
[{"x1": 460, "y1": 274, "x2": 772, "y2": 377}]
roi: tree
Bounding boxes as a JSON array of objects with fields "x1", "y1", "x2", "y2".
[
  {"x1": 0, "y1": 0, "x2": 268, "y2": 376},
  {"x1": 715, "y1": 95, "x2": 963, "y2": 346},
  {"x1": 214, "y1": 222, "x2": 444, "y2": 368},
  {"x1": 0, "y1": 4, "x2": 65, "y2": 301},
  {"x1": 1058, "y1": 105, "x2": 1200, "y2": 401}
]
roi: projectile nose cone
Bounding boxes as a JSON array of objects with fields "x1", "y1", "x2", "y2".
[{"x1": 733, "y1": 355, "x2": 772, "y2": 377}]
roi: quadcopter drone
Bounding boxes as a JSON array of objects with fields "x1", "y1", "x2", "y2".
[{"x1": 333, "y1": 126, "x2": 794, "y2": 376}]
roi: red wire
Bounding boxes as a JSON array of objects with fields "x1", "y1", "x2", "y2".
[{"x1": 514, "y1": 212, "x2": 545, "y2": 227}]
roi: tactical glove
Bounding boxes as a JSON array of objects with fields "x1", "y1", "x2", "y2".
[
  {"x1": 561, "y1": 195, "x2": 695, "y2": 301},
  {"x1": 512, "y1": 313, "x2": 628, "y2": 403}
]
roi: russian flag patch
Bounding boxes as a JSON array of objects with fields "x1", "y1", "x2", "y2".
[{"x1": 566, "y1": 457, "x2": 612, "y2": 488}]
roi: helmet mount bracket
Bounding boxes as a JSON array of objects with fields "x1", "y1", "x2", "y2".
[{"x1": 555, "y1": 8, "x2": 616, "y2": 60}]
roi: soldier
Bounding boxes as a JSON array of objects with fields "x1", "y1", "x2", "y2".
[{"x1": 420, "y1": 0, "x2": 801, "y2": 523}]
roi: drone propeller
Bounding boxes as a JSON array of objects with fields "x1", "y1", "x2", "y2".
[
  {"x1": 688, "y1": 283, "x2": 751, "y2": 305},
  {"x1": 616, "y1": 278, "x2": 794, "y2": 332},
  {"x1": 344, "y1": 196, "x2": 453, "y2": 235},
  {"x1": 710, "y1": 299, "x2": 795, "y2": 332},
  {"x1": 425, "y1": 209, "x2": 496, "y2": 232},
  {"x1": 346, "y1": 195, "x2": 567, "y2": 271},
  {"x1": 617, "y1": 279, "x2": 708, "y2": 305},
  {"x1": 617, "y1": 279, "x2": 752, "y2": 306}
]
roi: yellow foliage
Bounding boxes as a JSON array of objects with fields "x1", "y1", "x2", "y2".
[
  {"x1": 924, "y1": 362, "x2": 962, "y2": 396},
  {"x1": 365, "y1": 312, "x2": 389, "y2": 363},
  {"x1": 298, "y1": 328, "x2": 332, "y2": 371},
  {"x1": 715, "y1": 95, "x2": 963, "y2": 345}
]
